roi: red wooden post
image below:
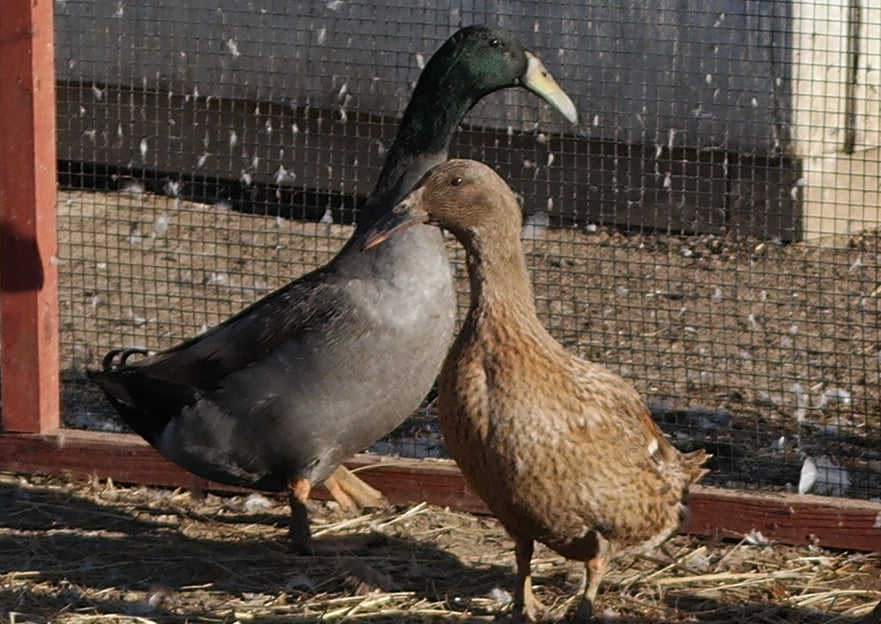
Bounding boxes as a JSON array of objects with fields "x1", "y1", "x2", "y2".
[{"x1": 0, "y1": 0, "x2": 61, "y2": 433}]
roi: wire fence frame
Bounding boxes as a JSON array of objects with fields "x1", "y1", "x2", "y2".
[{"x1": 1, "y1": 1, "x2": 880, "y2": 551}]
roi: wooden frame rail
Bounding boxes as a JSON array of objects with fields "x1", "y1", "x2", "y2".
[
  {"x1": 1, "y1": 428, "x2": 879, "y2": 552},
  {"x1": 0, "y1": 0, "x2": 61, "y2": 433}
]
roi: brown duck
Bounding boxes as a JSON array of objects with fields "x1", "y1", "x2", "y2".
[{"x1": 364, "y1": 159, "x2": 708, "y2": 622}]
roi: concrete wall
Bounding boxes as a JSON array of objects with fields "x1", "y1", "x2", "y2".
[{"x1": 792, "y1": 0, "x2": 881, "y2": 239}]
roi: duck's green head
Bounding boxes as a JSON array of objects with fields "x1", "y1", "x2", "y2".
[
  {"x1": 427, "y1": 25, "x2": 578, "y2": 124},
  {"x1": 364, "y1": 26, "x2": 578, "y2": 225},
  {"x1": 396, "y1": 26, "x2": 578, "y2": 154}
]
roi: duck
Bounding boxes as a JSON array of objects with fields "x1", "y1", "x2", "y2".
[
  {"x1": 362, "y1": 159, "x2": 709, "y2": 622},
  {"x1": 90, "y1": 26, "x2": 579, "y2": 555}
]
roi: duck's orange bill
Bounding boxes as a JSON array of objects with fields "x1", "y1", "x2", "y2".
[{"x1": 361, "y1": 188, "x2": 430, "y2": 251}]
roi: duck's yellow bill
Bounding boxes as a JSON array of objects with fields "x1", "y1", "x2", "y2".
[{"x1": 521, "y1": 52, "x2": 579, "y2": 125}]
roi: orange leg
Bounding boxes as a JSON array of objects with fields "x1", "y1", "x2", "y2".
[
  {"x1": 512, "y1": 537, "x2": 544, "y2": 623},
  {"x1": 287, "y1": 478, "x2": 314, "y2": 555}
]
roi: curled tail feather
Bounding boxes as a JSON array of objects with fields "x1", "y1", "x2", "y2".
[{"x1": 101, "y1": 347, "x2": 152, "y2": 371}]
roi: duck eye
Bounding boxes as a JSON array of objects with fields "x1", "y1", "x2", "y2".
[
  {"x1": 489, "y1": 38, "x2": 501, "y2": 48},
  {"x1": 451, "y1": 176, "x2": 464, "y2": 187}
]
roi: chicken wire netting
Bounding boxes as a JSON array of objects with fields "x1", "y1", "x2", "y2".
[{"x1": 53, "y1": 1, "x2": 881, "y2": 500}]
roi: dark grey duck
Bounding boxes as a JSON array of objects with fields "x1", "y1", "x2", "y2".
[{"x1": 90, "y1": 25, "x2": 578, "y2": 554}]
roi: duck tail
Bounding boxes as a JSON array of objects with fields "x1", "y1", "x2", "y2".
[
  {"x1": 88, "y1": 367, "x2": 194, "y2": 448},
  {"x1": 100, "y1": 347, "x2": 152, "y2": 371},
  {"x1": 681, "y1": 448, "x2": 711, "y2": 485}
]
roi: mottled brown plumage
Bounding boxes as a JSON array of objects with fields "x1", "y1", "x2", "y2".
[{"x1": 364, "y1": 159, "x2": 708, "y2": 622}]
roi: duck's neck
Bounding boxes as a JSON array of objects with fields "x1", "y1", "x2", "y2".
[
  {"x1": 357, "y1": 73, "x2": 482, "y2": 231},
  {"x1": 462, "y1": 226, "x2": 540, "y2": 330}
]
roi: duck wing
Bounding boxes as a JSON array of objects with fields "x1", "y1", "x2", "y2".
[
  {"x1": 116, "y1": 264, "x2": 339, "y2": 387},
  {"x1": 90, "y1": 268, "x2": 355, "y2": 484},
  {"x1": 532, "y1": 358, "x2": 707, "y2": 548}
]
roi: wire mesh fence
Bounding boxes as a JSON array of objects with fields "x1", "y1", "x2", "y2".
[{"x1": 53, "y1": 1, "x2": 880, "y2": 501}]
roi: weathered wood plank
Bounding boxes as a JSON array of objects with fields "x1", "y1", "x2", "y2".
[
  {"x1": 0, "y1": 0, "x2": 61, "y2": 433},
  {"x1": 1, "y1": 429, "x2": 879, "y2": 551},
  {"x1": 686, "y1": 484, "x2": 881, "y2": 551}
]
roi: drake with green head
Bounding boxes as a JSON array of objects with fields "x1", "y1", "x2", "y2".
[
  {"x1": 91, "y1": 26, "x2": 578, "y2": 555},
  {"x1": 357, "y1": 25, "x2": 578, "y2": 223}
]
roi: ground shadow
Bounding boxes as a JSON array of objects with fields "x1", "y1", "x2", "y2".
[
  {"x1": 0, "y1": 479, "x2": 874, "y2": 623},
  {"x1": 0, "y1": 478, "x2": 499, "y2": 622}
]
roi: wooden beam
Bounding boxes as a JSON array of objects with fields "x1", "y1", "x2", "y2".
[
  {"x1": 1, "y1": 429, "x2": 879, "y2": 551},
  {"x1": 0, "y1": 0, "x2": 61, "y2": 433},
  {"x1": 685, "y1": 483, "x2": 881, "y2": 552}
]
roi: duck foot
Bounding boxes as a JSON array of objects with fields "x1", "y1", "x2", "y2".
[
  {"x1": 324, "y1": 465, "x2": 388, "y2": 511},
  {"x1": 508, "y1": 599, "x2": 546, "y2": 624},
  {"x1": 573, "y1": 599, "x2": 594, "y2": 623}
]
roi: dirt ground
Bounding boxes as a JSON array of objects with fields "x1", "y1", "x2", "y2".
[
  {"x1": 54, "y1": 188, "x2": 881, "y2": 499},
  {"x1": 1, "y1": 472, "x2": 879, "y2": 624}
]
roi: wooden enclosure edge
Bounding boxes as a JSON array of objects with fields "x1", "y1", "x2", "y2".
[{"x1": 1, "y1": 428, "x2": 878, "y2": 552}]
